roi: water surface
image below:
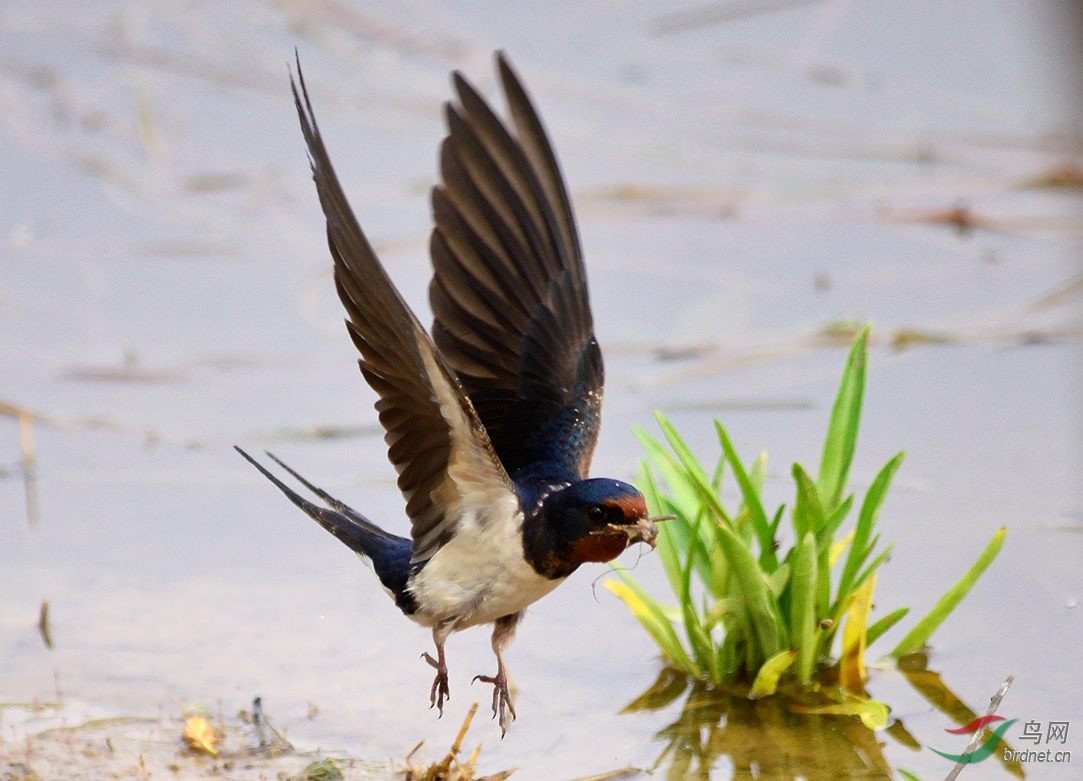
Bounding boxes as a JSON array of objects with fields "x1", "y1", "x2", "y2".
[{"x1": 2, "y1": 2, "x2": 1081, "y2": 778}]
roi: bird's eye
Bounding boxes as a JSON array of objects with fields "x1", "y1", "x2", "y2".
[{"x1": 586, "y1": 505, "x2": 605, "y2": 522}]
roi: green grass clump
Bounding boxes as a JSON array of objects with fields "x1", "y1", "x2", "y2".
[{"x1": 607, "y1": 325, "x2": 1005, "y2": 694}]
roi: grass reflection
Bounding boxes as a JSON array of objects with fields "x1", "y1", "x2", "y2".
[{"x1": 625, "y1": 654, "x2": 1024, "y2": 780}]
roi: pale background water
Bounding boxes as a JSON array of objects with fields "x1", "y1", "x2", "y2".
[{"x1": 2, "y1": 1, "x2": 1081, "y2": 779}]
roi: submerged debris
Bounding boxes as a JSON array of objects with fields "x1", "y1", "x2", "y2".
[
  {"x1": 565, "y1": 770, "x2": 643, "y2": 781},
  {"x1": 1019, "y1": 161, "x2": 1083, "y2": 189},
  {"x1": 288, "y1": 758, "x2": 343, "y2": 781},
  {"x1": 181, "y1": 704, "x2": 219, "y2": 757},
  {"x1": 252, "y1": 696, "x2": 294, "y2": 755},
  {"x1": 37, "y1": 600, "x2": 53, "y2": 650},
  {"x1": 0, "y1": 703, "x2": 349, "y2": 780},
  {"x1": 0, "y1": 400, "x2": 39, "y2": 525},
  {"x1": 403, "y1": 703, "x2": 515, "y2": 781}
]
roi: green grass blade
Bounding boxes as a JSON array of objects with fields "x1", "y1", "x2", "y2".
[
  {"x1": 634, "y1": 428, "x2": 717, "y2": 588},
  {"x1": 818, "y1": 591, "x2": 853, "y2": 660},
  {"x1": 655, "y1": 412, "x2": 733, "y2": 525},
  {"x1": 735, "y1": 452, "x2": 765, "y2": 545},
  {"x1": 715, "y1": 420, "x2": 778, "y2": 570},
  {"x1": 710, "y1": 597, "x2": 748, "y2": 630},
  {"x1": 718, "y1": 633, "x2": 738, "y2": 677},
  {"x1": 817, "y1": 323, "x2": 870, "y2": 513},
  {"x1": 823, "y1": 538, "x2": 889, "y2": 659},
  {"x1": 790, "y1": 531, "x2": 818, "y2": 683},
  {"x1": 818, "y1": 494, "x2": 854, "y2": 546},
  {"x1": 816, "y1": 543, "x2": 831, "y2": 620},
  {"x1": 792, "y1": 462, "x2": 825, "y2": 539},
  {"x1": 668, "y1": 499, "x2": 718, "y2": 595},
  {"x1": 715, "y1": 523, "x2": 782, "y2": 662},
  {"x1": 839, "y1": 451, "x2": 905, "y2": 598},
  {"x1": 603, "y1": 578, "x2": 687, "y2": 669},
  {"x1": 770, "y1": 503, "x2": 786, "y2": 538},
  {"x1": 655, "y1": 411, "x2": 713, "y2": 485},
  {"x1": 717, "y1": 598, "x2": 752, "y2": 676},
  {"x1": 679, "y1": 548, "x2": 715, "y2": 676},
  {"x1": 749, "y1": 452, "x2": 767, "y2": 499},
  {"x1": 891, "y1": 528, "x2": 1007, "y2": 657},
  {"x1": 607, "y1": 567, "x2": 700, "y2": 676},
  {"x1": 707, "y1": 535, "x2": 731, "y2": 600},
  {"x1": 711, "y1": 445, "x2": 726, "y2": 492},
  {"x1": 749, "y1": 448, "x2": 766, "y2": 509},
  {"x1": 767, "y1": 563, "x2": 791, "y2": 598},
  {"x1": 634, "y1": 428, "x2": 705, "y2": 522},
  {"x1": 681, "y1": 600, "x2": 714, "y2": 675},
  {"x1": 642, "y1": 459, "x2": 725, "y2": 602},
  {"x1": 851, "y1": 543, "x2": 893, "y2": 596},
  {"x1": 637, "y1": 461, "x2": 684, "y2": 596},
  {"x1": 866, "y1": 606, "x2": 910, "y2": 646},
  {"x1": 636, "y1": 458, "x2": 664, "y2": 517}
]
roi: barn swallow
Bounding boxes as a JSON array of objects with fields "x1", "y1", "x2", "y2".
[{"x1": 236, "y1": 53, "x2": 663, "y2": 734}]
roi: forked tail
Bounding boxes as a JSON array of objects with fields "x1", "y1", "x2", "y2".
[{"x1": 234, "y1": 447, "x2": 416, "y2": 614}]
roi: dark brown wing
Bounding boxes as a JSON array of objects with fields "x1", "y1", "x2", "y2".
[
  {"x1": 292, "y1": 63, "x2": 516, "y2": 566},
  {"x1": 429, "y1": 52, "x2": 603, "y2": 483}
]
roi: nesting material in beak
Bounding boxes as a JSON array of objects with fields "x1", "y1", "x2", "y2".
[{"x1": 603, "y1": 513, "x2": 675, "y2": 550}]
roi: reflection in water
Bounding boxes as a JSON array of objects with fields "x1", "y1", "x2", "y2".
[
  {"x1": 896, "y1": 654, "x2": 1023, "y2": 779},
  {"x1": 626, "y1": 668, "x2": 893, "y2": 780},
  {"x1": 625, "y1": 655, "x2": 1025, "y2": 780}
]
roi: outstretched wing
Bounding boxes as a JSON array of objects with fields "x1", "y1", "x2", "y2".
[
  {"x1": 429, "y1": 52, "x2": 603, "y2": 483},
  {"x1": 293, "y1": 63, "x2": 518, "y2": 566}
]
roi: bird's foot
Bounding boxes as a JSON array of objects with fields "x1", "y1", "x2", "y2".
[
  {"x1": 473, "y1": 671, "x2": 516, "y2": 736},
  {"x1": 422, "y1": 652, "x2": 450, "y2": 715}
]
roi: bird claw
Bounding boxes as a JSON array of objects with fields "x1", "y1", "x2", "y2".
[
  {"x1": 422, "y1": 652, "x2": 449, "y2": 715},
  {"x1": 472, "y1": 672, "x2": 516, "y2": 736}
]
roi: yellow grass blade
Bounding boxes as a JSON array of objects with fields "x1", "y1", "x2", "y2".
[
  {"x1": 840, "y1": 574, "x2": 876, "y2": 693},
  {"x1": 749, "y1": 649, "x2": 797, "y2": 698},
  {"x1": 793, "y1": 699, "x2": 890, "y2": 730},
  {"x1": 830, "y1": 529, "x2": 855, "y2": 566}
]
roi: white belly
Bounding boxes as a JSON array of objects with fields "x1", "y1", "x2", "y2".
[{"x1": 406, "y1": 512, "x2": 565, "y2": 629}]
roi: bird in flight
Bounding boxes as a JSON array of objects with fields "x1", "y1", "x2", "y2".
[{"x1": 236, "y1": 52, "x2": 663, "y2": 735}]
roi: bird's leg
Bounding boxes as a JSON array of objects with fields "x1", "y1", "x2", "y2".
[
  {"x1": 472, "y1": 612, "x2": 521, "y2": 736},
  {"x1": 422, "y1": 622, "x2": 452, "y2": 715}
]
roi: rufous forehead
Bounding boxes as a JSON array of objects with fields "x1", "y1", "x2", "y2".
[{"x1": 603, "y1": 493, "x2": 647, "y2": 518}]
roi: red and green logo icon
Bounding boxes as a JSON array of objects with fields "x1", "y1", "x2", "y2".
[{"x1": 931, "y1": 716, "x2": 1017, "y2": 764}]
